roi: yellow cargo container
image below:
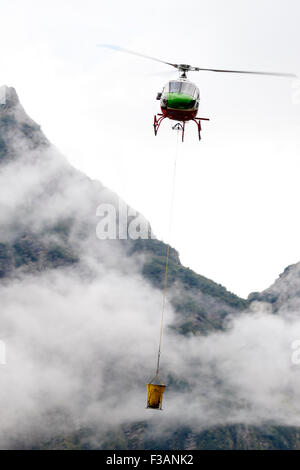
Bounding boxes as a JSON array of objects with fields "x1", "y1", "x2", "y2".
[{"x1": 146, "y1": 381, "x2": 166, "y2": 410}]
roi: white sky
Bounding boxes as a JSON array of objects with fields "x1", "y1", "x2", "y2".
[{"x1": 0, "y1": 0, "x2": 299, "y2": 298}]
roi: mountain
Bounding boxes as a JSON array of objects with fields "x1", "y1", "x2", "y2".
[
  {"x1": 0, "y1": 86, "x2": 300, "y2": 450},
  {"x1": 248, "y1": 262, "x2": 300, "y2": 314}
]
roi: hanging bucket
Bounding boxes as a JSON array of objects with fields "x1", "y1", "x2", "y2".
[{"x1": 146, "y1": 376, "x2": 166, "y2": 410}]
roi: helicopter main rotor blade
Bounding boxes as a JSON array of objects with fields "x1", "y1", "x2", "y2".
[
  {"x1": 97, "y1": 45, "x2": 297, "y2": 78},
  {"x1": 98, "y1": 44, "x2": 178, "y2": 69},
  {"x1": 193, "y1": 66, "x2": 296, "y2": 78}
]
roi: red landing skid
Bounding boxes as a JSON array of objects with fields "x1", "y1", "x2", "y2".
[{"x1": 153, "y1": 114, "x2": 210, "y2": 142}]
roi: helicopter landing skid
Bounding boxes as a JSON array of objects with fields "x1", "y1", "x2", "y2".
[
  {"x1": 154, "y1": 114, "x2": 209, "y2": 142},
  {"x1": 153, "y1": 114, "x2": 166, "y2": 137},
  {"x1": 192, "y1": 117, "x2": 210, "y2": 142}
]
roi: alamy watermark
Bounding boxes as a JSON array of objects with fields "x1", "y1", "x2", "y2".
[
  {"x1": 96, "y1": 200, "x2": 155, "y2": 240},
  {"x1": 291, "y1": 339, "x2": 300, "y2": 365}
]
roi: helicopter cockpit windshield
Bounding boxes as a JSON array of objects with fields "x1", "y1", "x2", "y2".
[
  {"x1": 167, "y1": 81, "x2": 199, "y2": 98},
  {"x1": 160, "y1": 80, "x2": 200, "y2": 112}
]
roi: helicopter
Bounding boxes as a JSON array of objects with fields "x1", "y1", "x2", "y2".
[{"x1": 99, "y1": 45, "x2": 296, "y2": 142}]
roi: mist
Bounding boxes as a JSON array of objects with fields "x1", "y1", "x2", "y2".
[{"x1": 2, "y1": 266, "x2": 300, "y2": 447}]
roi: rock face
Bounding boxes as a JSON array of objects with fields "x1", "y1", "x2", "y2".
[
  {"x1": 0, "y1": 86, "x2": 49, "y2": 162},
  {"x1": 249, "y1": 262, "x2": 300, "y2": 317},
  {"x1": 1, "y1": 86, "x2": 300, "y2": 450}
]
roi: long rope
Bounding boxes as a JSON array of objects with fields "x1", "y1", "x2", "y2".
[{"x1": 155, "y1": 129, "x2": 180, "y2": 378}]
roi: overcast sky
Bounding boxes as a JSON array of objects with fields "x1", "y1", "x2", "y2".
[{"x1": 0, "y1": 0, "x2": 299, "y2": 297}]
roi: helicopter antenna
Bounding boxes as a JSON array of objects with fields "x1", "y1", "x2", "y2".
[{"x1": 97, "y1": 44, "x2": 297, "y2": 79}]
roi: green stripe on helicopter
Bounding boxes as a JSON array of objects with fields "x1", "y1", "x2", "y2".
[{"x1": 166, "y1": 93, "x2": 195, "y2": 110}]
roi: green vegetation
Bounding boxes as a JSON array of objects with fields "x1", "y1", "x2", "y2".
[
  {"x1": 0, "y1": 115, "x2": 17, "y2": 128},
  {"x1": 33, "y1": 424, "x2": 300, "y2": 450},
  {"x1": 21, "y1": 122, "x2": 39, "y2": 139},
  {"x1": 45, "y1": 244, "x2": 78, "y2": 266},
  {"x1": 248, "y1": 291, "x2": 279, "y2": 305},
  {"x1": 0, "y1": 136, "x2": 7, "y2": 161},
  {"x1": 0, "y1": 243, "x2": 12, "y2": 277},
  {"x1": 3, "y1": 233, "x2": 79, "y2": 271}
]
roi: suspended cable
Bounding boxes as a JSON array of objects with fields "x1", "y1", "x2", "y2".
[{"x1": 155, "y1": 128, "x2": 180, "y2": 378}]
